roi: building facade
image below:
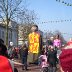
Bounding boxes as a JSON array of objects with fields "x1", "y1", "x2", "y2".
[{"x1": 0, "y1": 21, "x2": 18, "y2": 47}]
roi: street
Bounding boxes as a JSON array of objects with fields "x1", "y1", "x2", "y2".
[
  {"x1": 17, "y1": 64, "x2": 60, "y2": 72},
  {"x1": 17, "y1": 65, "x2": 41, "y2": 72}
]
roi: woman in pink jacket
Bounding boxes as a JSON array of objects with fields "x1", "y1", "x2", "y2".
[{"x1": 53, "y1": 34, "x2": 61, "y2": 50}]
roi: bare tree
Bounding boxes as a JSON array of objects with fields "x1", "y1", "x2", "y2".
[
  {"x1": 18, "y1": 9, "x2": 37, "y2": 24},
  {"x1": 18, "y1": 9, "x2": 37, "y2": 42},
  {"x1": 53, "y1": 30, "x2": 66, "y2": 44},
  {"x1": 0, "y1": 0, "x2": 23, "y2": 47},
  {"x1": 19, "y1": 24, "x2": 32, "y2": 41}
]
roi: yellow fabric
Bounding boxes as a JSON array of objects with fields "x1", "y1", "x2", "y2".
[{"x1": 29, "y1": 32, "x2": 40, "y2": 53}]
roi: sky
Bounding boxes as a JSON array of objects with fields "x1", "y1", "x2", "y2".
[{"x1": 22, "y1": 0, "x2": 72, "y2": 41}]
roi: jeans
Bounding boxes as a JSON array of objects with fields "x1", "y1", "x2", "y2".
[
  {"x1": 14, "y1": 68, "x2": 18, "y2": 72},
  {"x1": 42, "y1": 67, "x2": 48, "y2": 72},
  {"x1": 48, "y1": 67, "x2": 56, "y2": 72},
  {"x1": 22, "y1": 57, "x2": 27, "y2": 70}
]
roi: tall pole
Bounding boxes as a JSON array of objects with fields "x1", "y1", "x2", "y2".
[
  {"x1": 11, "y1": 28, "x2": 12, "y2": 42},
  {"x1": 6, "y1": 0, "x2": 9, "y2": 47},
  {"x1": 17, "y1": 24, "x2": 18, "y2": 47},
  {"x1": 17, "y1": 14, "x2": 18, "y2": 47}
]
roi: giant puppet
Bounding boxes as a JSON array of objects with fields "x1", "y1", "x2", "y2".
[{"x1": 28, "y1": 25, "x2": 42, "y2": 63}]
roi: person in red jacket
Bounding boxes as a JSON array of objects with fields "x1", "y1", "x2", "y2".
[
  {"x1": 59, "y1": 38, "x2": 72, "y2": 72},
  {"x1": 0, "y1": 39, "x2": 13, "y2": 72},
  {"x1": 0, "y1": 39, "x2": 23, "y2": 72}
]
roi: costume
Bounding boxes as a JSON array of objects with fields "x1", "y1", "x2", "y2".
[{"x1": 28, "y1": 25, "x2": 42, "y2": 64}]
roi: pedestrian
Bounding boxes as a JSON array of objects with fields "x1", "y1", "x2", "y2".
[
  {"x1": 20, "y1": 43, "x2": 28, "y2": 70},
  {"x1": 53, "y1": 34, "x2": 61, "y2": 50},
  {"x1": 0, "y1": 39, "x2": 9, "y2": 58},
  {"x1": 0, "y1": 39, "x2": 14, "y2": 72},
  {"x1": 0, "y1": 39, "x2": 23, "y2": 72},
  {"x1": 59, "y1": 38, "x2": 72, "y2": 72},
  {"x1": 47, "y1": 45, "x2": 58, "y2": 72},
  {"x1": 12, "y1": 47, "x2": 18, "y2": 59},
  {"x1": 67, "y1": 37, "x2": 72, "y2": 46},
  {"x1": 39, "y1": 50, "x2": 49, "y2": 72}
]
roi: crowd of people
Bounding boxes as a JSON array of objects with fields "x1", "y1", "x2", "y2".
[
  {"x1": 7, "y1": 34, "x2": 62, "y2": 72},
  {"x1": 0, "y1": 34, "x2": 72, "y2": 72},
  {"x1": 39, "y1": 34, "x2": 61, "y2": 72},
  {"x1": 0, "y1": 23, "x2": 72, "y2": 72},
  {"x1": 39, "y1": 35, "x2": 72, "y2": 72}
]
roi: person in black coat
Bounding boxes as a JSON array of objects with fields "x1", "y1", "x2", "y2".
[
  {"x1": 47, "y1": 45, "x2": 58, "y2": 72},
  {"x1": 0, "y1": 39, "x2": 9, "y2": 58},
  {"x1": 19, "y1": 43, "x2": 28, "y2": 70}
]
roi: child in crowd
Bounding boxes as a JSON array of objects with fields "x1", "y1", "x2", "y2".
[{"x1": 39, "y1": 49, "x2": 49, "y2": 72}]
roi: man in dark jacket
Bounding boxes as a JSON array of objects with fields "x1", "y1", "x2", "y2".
[
  {"x1": 19, "y1": 43, "x2": 28, "y2": 70},
  {"x1": 47, "y1": 45, "x2": 58, "y2": 72},
  {"x1": 0, "y1": 39, "x2": 9, "y2": 58}
]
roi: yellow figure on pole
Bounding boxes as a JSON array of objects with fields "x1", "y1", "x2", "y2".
[
  {"x1": 28, "y1": 25, "x2": 42, "y2": 63},
  {"x1": 29, "y1": 32, "x2": 40, "y2": 53}
]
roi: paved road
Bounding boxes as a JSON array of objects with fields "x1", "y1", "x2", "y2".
[
  {"x1": 15, "y1": 59, "x2": 60, "y2": 72},
  {"x1": 17, "y1": 65, "x2": 60, "y2": 72},
  {"x1": 14, "y1": 59, "x2": 41, "y2": 72},
  {"x1": 17, "y1": 65, "x2": 41, "y2": 72}
]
